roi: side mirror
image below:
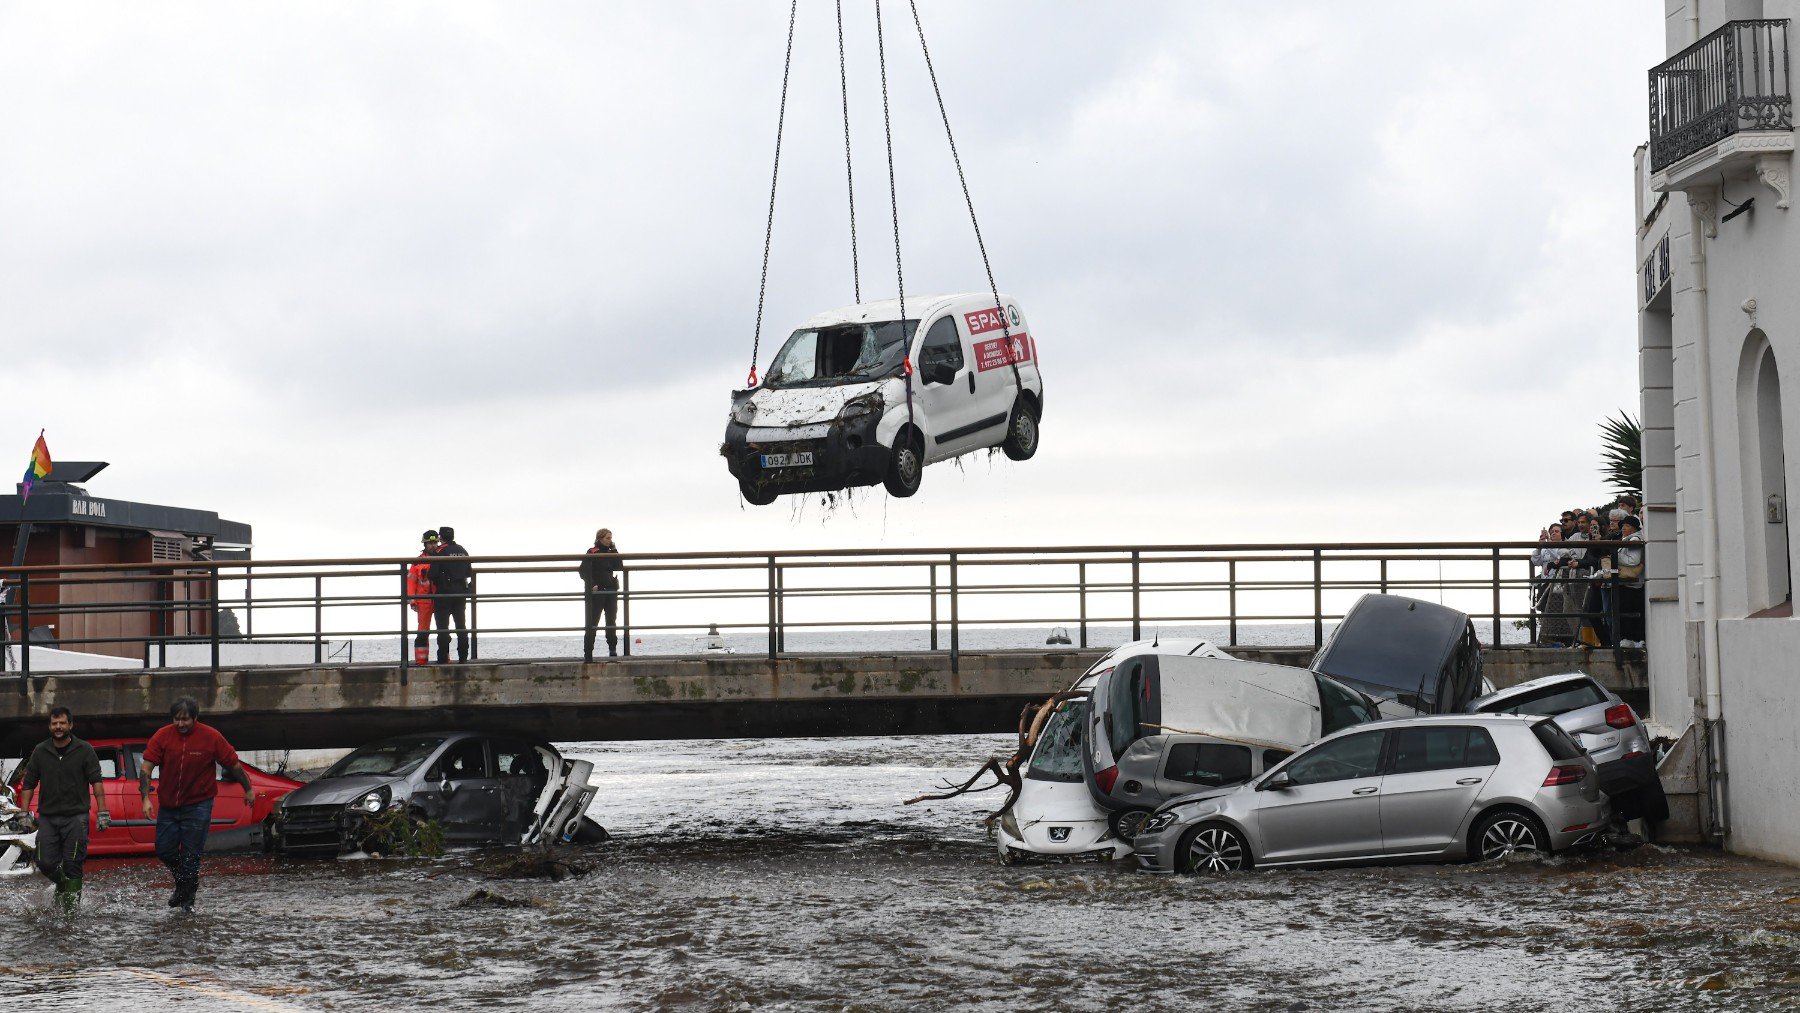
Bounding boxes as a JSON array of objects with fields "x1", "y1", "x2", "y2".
[
  {"x1": 1259, "y1": 773, "x2": 1293, "y2": 792},
  {"x1": 923, "y1": 361, "x2": 956, "y2": 386}
]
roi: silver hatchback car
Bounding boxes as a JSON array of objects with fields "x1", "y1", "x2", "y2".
[{"x1": 1133, "y1": 714, "x2": 1608, "y2": 874}]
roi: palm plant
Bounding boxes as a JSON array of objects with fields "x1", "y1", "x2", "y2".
[{"x1": 1599, "y1": 411, "x2": 1642, "y2": 498}]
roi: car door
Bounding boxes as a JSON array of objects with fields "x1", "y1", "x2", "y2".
[
  {"x1": 912, "y1": 315, "x2": 987, "y2": 462},
  {"x1": 491, "y1": 739, "x2": 542, "y2": 841},
  {"x1": 958, "y1": 301, "x2": 1029, "y2": 450},
  {"x1": 1250, "y1": 729, "x2": 1388, "y2": 864},
  {"x1": 438, "y1": 737, "x2": 505, "y2": 841},
  {"x1": 86, "y1": 746, "x2": 131, "y2": 856},
  {"x1": 1379, "y1": 725, "x2": 1501, "y2": 856}
]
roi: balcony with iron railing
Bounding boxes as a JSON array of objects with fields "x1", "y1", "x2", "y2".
[{"x1": 1649, "y1": 19, "x2": 1793, "y2": 195}]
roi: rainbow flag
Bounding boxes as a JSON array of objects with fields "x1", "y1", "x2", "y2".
[{"x1": 20, "y1": 432, "x2": 51, "y2": 501}]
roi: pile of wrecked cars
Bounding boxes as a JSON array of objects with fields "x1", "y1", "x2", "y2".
[{"x1": 1001, "y1": 594, "x2": 1659, "y2": 875}]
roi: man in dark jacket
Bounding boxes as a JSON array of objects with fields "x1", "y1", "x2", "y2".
[
  {"x1": 429, "y1": 525, "x2": 473, "y2": 663},
  {"x1": 578, "y1": 528, "x2": 622, "y2": 662},
  {"x1": 18, "y1": 706, "x2": 107, "y2": 913}
]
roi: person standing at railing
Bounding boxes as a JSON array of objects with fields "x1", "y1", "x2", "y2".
[
  {"x1": 408, "y1": 530, "x2": 439, "y2": 665},
  {"x1": 429, "y1": 526, "x2": 472, "y2": 664},
  {"x1": 1614, "y1": 516, "x2": 1647, "y2": 648},
  {"x1": 579, "y1": 528, "x2": 621, "y2": 663},
  {"x1": 1532, "y1": 524, "x2": 1578, "y2": 647}
]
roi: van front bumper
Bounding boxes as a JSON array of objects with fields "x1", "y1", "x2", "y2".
[{"x1": 722, "y1": 416, "x2": 890, "y2": 495}]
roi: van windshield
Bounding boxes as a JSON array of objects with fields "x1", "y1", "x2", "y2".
[{"x1": 765, "y1": 321, "x2": 917, "y2": 389}]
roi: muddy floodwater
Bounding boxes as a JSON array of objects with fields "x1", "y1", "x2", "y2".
[{"x1": 9, "y1": 735, "x2": 1800, "y2": 1012}]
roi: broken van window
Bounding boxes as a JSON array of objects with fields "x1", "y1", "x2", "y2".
[{"x1": 765, "y1": 320, "x2": 917, "y2": 388}]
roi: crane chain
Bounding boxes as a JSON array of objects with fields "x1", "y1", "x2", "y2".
[
  {"x1": 837, "y1": 0, "x2": 860, "y2": 304},
  {"x1": 906, "y1": 0, "x2": 1026, "y2": 396},
  {"x1": 748, "y1": 0, "x2": 800, "y2": 389},
  {"x1": 875, "y1": 0, "x2": 916, "y2": 446}
]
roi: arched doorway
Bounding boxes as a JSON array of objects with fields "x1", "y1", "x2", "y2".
[{"x1": 1739, "y1": 331, "x2": 1791, "y2": 612}]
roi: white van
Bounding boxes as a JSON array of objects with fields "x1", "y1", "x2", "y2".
[{"x1": 723, "y1": 293, "x2": 1044, "y2": 504}]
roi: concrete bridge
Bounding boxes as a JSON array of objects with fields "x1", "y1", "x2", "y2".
[{"x1": 0, "y1": 646, "x2": 1646, "y2": 753}]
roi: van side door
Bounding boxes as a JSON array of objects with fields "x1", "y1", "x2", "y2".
[
  {"x1": 913, "y1": 315, "x2": 984, "y2": 461},
  {"x1": 957, "y1": 302, "x2": 1029, "y2": 453}
]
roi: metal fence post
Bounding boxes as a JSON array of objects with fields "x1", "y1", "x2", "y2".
[
  {"x1": 17, "y1": 572, "x2": 29, "y2": 692},
  {"x1": 1078, "y1": 561, "x2": 1088, "y2": 649},
  {"x1": 1379, "y1": 558, "x2": 1389, "y2": 595},
  {"x1": 468, "y1": 572, "x2": 479, "y2": 661},
  {"x1": 314, "y1": 575, "x2": 324, "y2": 665},
  {"x1": 244, "y1": 571, "x2": 253, "y2": 641},
  {"x1": 399, "y1": 563, "x2": 410, "y2": 686},
  {"x1": 1228, "y1": 559, "x2": 1238, "y2": 647},
  {"x1": 622, "y1": 569, "x2": 632, "y2": 658},
  {"x1": 1131, "y1": 551, "x2": 1141, "y2": 641},
  {"x1": 209, "y1": 567, "x2": 221, "y2": 675},
  {"x1": 776, "y1": 563, "x2": 786, "y2": 654},
  {"x1": 1491, "y1": 547, "x2": 1503, "y2": 648},
  {"x1": 949, "y1": 553, "x2": 959, "y2": 674},
  {"x1": 1312, "y1": 549, "x2": 1324, "y2": 648},
  {"x1": 767, "y1": 555, "x2": 778, "y2": 660},
  {"x1": 929, "y1": 563, "x2": 938, "y2": 651}
]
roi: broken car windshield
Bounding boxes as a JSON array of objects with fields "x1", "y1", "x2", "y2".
[
  {"x1": 764, "y1": 320, "x2": 917, "y2": 389},
  {"x1": 320, "y1": 736, "x2": 447, "y2": 779},
  {"x1": 1026, "y1": 702, "x2": 1085, "y2": 782}
]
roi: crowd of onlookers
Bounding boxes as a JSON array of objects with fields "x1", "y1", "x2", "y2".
[{"x1": 1532, "y1": 495, "x2": 1647, "y2": 648}]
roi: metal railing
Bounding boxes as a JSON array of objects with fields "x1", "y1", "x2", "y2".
[
  {"x1": 0, "y1": 541, "x2": 1643, "y2": 689},
  {"x1": 1650, "y1": 18, "x2": 1792, "y2": 171}
]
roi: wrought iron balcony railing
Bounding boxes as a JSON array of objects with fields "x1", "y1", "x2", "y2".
[{"x1": 1650, "y1": 19, "x2": 1793, "y2": 172}]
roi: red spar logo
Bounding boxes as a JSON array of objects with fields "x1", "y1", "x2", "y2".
[{"x1": 964, "y1": 308, "x2": 1010, "y2": 335}]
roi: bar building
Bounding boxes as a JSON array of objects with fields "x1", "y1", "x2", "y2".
[
  {"x1": 1637, "y1": 4, "x2": 1798, "y2": 863},
  {"x1": 0, "y1": 461, "x2": 251, "y2": 659}
]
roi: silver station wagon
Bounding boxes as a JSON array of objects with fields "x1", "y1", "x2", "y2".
[{"x1": 1132, "y1": 714, "x2": 1608, "y2": 874}]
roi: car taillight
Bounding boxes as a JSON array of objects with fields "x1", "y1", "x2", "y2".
[
  {"x1": 1543, "y1": 764, "x2": 1586, "y2": 786},
  {"x1": 1604, "y1": 704, "x2": 1635, "y2": 729},
  {"x1": 1095, "y1": 766, "x2": 1119, "y2": 794},
  {"x1": 1622, "y1": 750, "x2": 1646, "y2": 761}
]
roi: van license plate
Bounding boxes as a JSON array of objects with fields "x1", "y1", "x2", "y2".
[{"x1": 761, "y1": 452, "x2": 813, "y2": 469}]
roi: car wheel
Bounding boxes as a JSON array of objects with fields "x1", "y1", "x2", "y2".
[
  {"x1": 884, "y1": 431, "x2": 924, "y2": 498},
  {"x1": 739, "y1": 481, "x2": 779, "y2": 506},
  {"x1": 1001, "y1": 397, "x2": 1039, "y2": 461},
  {"x1": 1473, "y1": 809, "x2": 1548, "y2": 861},
  {"x1": 1178, "y1": 822, "x2": 1251, "y2": 874},
  {"x1": 1109, "y1": 808, "x2": 1152, "y2": 844}
]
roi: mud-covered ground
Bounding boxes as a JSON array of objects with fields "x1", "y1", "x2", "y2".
[{"x1": 7, "y1": 735, "x2": 1799, "y2": 1012}]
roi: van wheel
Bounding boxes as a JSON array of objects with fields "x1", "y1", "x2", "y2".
[
  {"x1": 884, "y1": 431, "x2": 924, "y2": 497},
  {"x1": 572, "y1": 816, "x2": 609, "y2": 845},
  {"x1": 1178, "y1": 822, "x2": 1251, "y2": 874},
  {"x1": 1109, "y1": 808, "x2": 1152, "y2": 844},
  {"x1": 739, "y1": 481, "x2": 779, "y2": 506},
  {"x1": 1001, "y1": 397, "x2": 1039, "y2": 461},
  {"x1": 1472, "y1": 809, "x2": 1547, "y2": 861}
]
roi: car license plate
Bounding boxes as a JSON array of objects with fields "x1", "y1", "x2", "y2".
[{"x1": 760, "y1": 452, "x2": 813, "y2": 469}]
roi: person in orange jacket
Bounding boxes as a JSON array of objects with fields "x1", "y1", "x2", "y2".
[{"x1": 408, "y1": 530, "x2": 439, "y2": 664}]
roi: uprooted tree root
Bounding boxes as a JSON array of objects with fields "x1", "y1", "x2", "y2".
[{"x1": 903, "y1": 688, "x2": 1090, "y2": 832}]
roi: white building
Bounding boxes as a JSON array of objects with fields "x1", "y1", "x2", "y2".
[{"x1": 1638, "y1": 3, "x2": 1798, "y2": 863}]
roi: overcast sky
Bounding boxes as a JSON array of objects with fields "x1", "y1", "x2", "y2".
[{"x1": 1, "y1": 2, "x2": 1665, "y2": 560}]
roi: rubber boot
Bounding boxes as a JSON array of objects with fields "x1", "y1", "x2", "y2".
[
  {"x1": 413, "y1": 644, "x2": 428, "y2": 665},
  {"x1": 54, "y1": 876, "x2": 81, "y2": 916}
]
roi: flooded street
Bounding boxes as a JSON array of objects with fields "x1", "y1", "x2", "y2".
[{"x1": 9, "y1": 735, "x2": 1800, "y2": 1011}]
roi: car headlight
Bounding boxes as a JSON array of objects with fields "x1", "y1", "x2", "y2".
[
  {"x1": 1140, "y1": 812, "x2": 1179, "y2": 836},
  {"x1": 352, "y1": 787, "x2": 390, "y2": 814},
  {"x1": 838, "y1": 393, "x2": 882, "y2": 420},
  {"x1": 999, "y1": 810, "x2": 1021, "y2": 839},
  {"x1": 731, "y1": 398, "x2": 758, "y2": 425}
]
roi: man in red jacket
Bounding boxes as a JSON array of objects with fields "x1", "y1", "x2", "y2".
[
  {"x1": 409, "y1": 530, "x2": 439, "y2": 665},
  {"x1": 139, "y1": 696, "x2": 253, "y2": 912}
]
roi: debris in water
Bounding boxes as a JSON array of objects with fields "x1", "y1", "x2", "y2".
[
  {"x1": 455, "y1": 887, "x2": 545, "y2": 910},
  {"x1": 482, "y1": 846, "x2": 595, "y2": 882}
]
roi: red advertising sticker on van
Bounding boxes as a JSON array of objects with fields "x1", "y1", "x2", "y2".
[
  {"x1": 964, "y1": 305, "x2": 1021, "y2": 335},
  {"x1": 974, "y1": 334, "x2": 1033, "y2": 372}
]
